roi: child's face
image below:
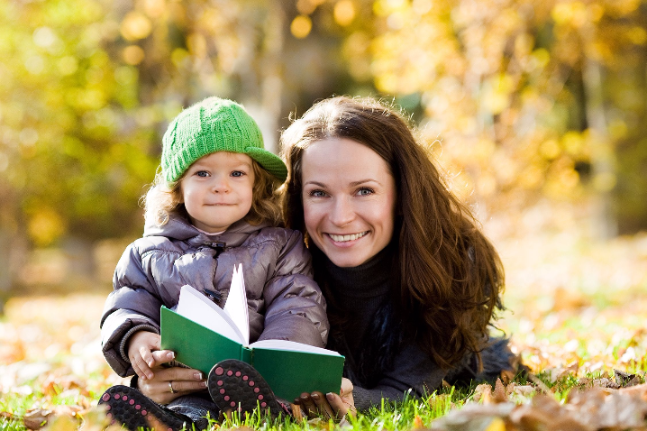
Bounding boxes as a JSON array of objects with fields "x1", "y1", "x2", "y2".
[{"x1": 181, "y1": 152, "x2": 255, "y2": 233}]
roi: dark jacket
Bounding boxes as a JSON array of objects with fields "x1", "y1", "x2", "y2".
[{"x1": 101, "y1": 215, "x2": 329, "y2": 377}]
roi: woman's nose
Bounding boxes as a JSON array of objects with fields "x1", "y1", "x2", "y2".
[{"x1": 329, "y1": 197, "x2": 355, "y2": 226}]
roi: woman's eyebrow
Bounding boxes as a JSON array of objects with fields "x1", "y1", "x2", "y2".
[
  {"x1": 349, "y1": 179, "x2": 379, "y2": 187},
  {"x1": 303, "y1": 181, "x2": 327, "y2": 187}
]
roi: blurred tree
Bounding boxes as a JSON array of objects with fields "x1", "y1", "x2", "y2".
[
  {"x1": 298, "y1": 0, "x2": 647, "y2": 237},
  {"x1": 0, "y1": 0, "x2": 356, "y2": 300},
  {"x1": 3, "y1": 0, "x2": 647, "y2": 303}
]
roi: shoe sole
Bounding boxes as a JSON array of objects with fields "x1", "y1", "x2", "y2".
[
  {"x1": 207, "y1": 360, "x2": 283, "y2": 417},
  {"x1": 98, "y1": 385, "x2": 191, "y2": 431}
]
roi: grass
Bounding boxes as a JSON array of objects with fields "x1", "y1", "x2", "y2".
[{"x1": 1, "y1": 225, "x2": 646, "y2": 429}]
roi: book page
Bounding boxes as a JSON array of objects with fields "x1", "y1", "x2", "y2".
[
  {"x1": 175, "y1": 284, "x2": 245, "y2": 345},
  {"x1": 250, "y1": 339, "x2": 342, "y2": 357},
  {"x1": 222, "y1": 264, "x2": 250, "y2": 346}
]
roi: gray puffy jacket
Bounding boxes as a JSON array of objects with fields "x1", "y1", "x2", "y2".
[{"x1": 100, "y1": 215, "x2": 329, "y2": 377}]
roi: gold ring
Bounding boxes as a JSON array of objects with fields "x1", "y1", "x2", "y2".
[{"x1": 169, "y1": 381, "x2": 175, "y2": 394}]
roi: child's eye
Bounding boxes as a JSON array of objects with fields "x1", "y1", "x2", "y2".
[
  {"x1": 195, "y1": 170, "x2": 210, "y2": 177},
  {"x1": 231, "y1": 170, "x2": 246, "y2": 177},
  {"x1": 357, "y1": 188, "x2": 374, "y2": 196}
]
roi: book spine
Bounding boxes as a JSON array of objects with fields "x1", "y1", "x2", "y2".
[{"x1": 241, "y1": 346, "x2": 253, "y2": 365}]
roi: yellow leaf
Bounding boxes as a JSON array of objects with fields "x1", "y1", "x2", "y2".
[{"x1": 484, "y1": 417, "x2": 506, "y2": 431}]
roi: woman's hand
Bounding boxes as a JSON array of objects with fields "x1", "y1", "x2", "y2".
[
  {"x1": 129, "y1": 338, "x2": 208, "y2": 404},
  {"x1": 295, "y1": 378, "x2": 355, "y2": 421}
]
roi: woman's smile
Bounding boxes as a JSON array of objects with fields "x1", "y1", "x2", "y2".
[{"x1": 326, "y1": 231, "x2": 370, "y2": 243}]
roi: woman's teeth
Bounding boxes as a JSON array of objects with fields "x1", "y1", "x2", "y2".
[{"x1": 329, "y1": 232, "x2": 368, "y2": 242}]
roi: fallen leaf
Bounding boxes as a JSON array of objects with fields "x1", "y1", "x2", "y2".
[
  {"x1": 44, "y1": 415, "x2": 79, "y2": 431},
  {"x1": 500, "y1": 369, "x2": 515, "y2": 385},
  {"x1": 483, "y1": 417, "x2": 505, "y2": 431},
  {"x1": 473, "y1": 383, "x2": 492, "y2": 403},
  {"x1": 492, "y1": 378, "x2": 508, "y2": 403},
  {"x1": 0, "y1": 411, "x2": 18, "y2": 421},
  {"x1": 614, "y1": 369, "x2": 642, "y2": 387},
  {"x1": 23, "y1": 408, "x2": 53, "y2": 430}
]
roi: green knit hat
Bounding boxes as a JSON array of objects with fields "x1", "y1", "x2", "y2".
[{"x1": 161, "y1": 97, "x2": 287, "y2": 183}]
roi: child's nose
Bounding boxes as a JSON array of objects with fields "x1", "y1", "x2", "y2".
[{"x1": 211, "y1": 175, "x2": 230, "y2": 193}]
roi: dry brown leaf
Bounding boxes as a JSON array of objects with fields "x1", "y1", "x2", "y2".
[
  {"x1": 0, "y1": 411, "x2": 19, "y2": 421},
  {"x1": 53, "y1": 405, "x2": 83, "y2": 419},
  {"x1": 504, "y1": 382, "x2": 536, "y2": 403},
  {"x1": 492, "y1": 378, "x2": 508, "y2": 403},
  {"x1": 509, "y1": 403, "x2": 554, "y2": 429},
  {"x1": 590, "y1": 377, "x2": 620, "y2": 389},
  {"x1": 619, "y1": 382, "x2": 647, "y2": 401},
  {"x1": 473, "y1": 383, "x2": 492, "y2": 403},
  {"x1": 23, "y1": 408, "x2": 53, "y2": 430},
  {"x1": 413, "y1": 414, "x2": 425, "y2": 429},
  {"x1": 614, "y1": 369, "x2": 642, "y2": 387},
  {"x1": 499, "y1": 369, "x2": 514, "y2": 385},
  {"x1": 430, "y1": 403, "x2": 515, "y2": 430},
  {"x1": 545, "y1": 362, "x2": 579, "y2": 383},
  {"x1": 550, "y1": 417, "x2": 593, "y2": 431},
  {"x1": 290, "y1": 403, "x2": 304, "y2": 421},
  {"x1": 41, "y1": 374, "x2": 88, "y2": 397},
  {"x1": 526, "y1": 373, "x2": 551, "y2": 394}
]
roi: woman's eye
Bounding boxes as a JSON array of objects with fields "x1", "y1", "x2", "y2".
[
  {"x1": 231, "y1": 170, "x2": 245, "y2": 177},
  {"x1": 357, "y1": 188, "x2": 374, "y2": 196},
  {"x1": 309, "y1": 190, "x2": 327, "y2": 198}
]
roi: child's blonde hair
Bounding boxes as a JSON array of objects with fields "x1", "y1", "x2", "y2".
[{"x1": 143, "y1": 159, "x2": 283, "y2": 228}]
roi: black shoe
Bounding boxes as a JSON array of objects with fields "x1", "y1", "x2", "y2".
[
  {"x1": 207, "y1": 359, "x2": 283, "y2": 417},
  {"x1": 98, "y1": 385, "x2": 194, "y2": 431}
]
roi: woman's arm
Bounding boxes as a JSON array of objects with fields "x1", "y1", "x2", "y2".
[
  {"x1": 299, "y1": 343, "x2": 447, "y2": 418},
  {"x1": 351, "y1": 343, "x2": 447, "y2": 410}
]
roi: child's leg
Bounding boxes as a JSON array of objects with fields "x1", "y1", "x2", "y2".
[
  {"x1": 167, "y1": 393, "x2": 220, "y2": 429},
  {"x1": 207, "y1": 359, "x2": 287, "y2": 418},
  {"x1": 98, "y1": 385, "x2": 218, "y2": 431}
]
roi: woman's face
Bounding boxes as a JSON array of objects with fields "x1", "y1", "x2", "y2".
[{"x1": 301, "y1": 138, "x2": 396, "y2": 267}]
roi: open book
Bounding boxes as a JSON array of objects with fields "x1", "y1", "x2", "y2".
[{"x1": 160, "y1": 265, "x2": 344, "y2": 400}]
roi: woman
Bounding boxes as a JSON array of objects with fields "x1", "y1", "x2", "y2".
[
  {"x1": 281, "y1": 96, "x2": 515, "y2": 417},
  {"x1": 129, "y1": 96, "x2": 516, "y2": 421}
]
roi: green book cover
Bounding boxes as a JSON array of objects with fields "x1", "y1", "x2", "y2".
[{"x1": 160, "y1": 266, "x2": 345, "y2": 401}]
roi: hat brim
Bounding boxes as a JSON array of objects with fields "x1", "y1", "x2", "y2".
[{"x1": 245, "y1": 147, "x2": 288, "y2": 183}]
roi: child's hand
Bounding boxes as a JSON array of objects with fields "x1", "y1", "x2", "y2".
[{"x1": 127, "y1": 331, "x2": 167, "y2": 380}]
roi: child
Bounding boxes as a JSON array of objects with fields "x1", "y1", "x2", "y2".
[{"x1": 98, "y1": 97, "x2": 329, "y2": 430}]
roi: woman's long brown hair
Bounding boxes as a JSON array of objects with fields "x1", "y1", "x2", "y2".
[{"x1": 280, "y1": 96, "x2": 504, "y2": 369}]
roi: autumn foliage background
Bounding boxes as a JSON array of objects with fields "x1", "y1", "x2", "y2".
[{"x1": 1, "y1": 0, "x2": 647, "y2": 429}]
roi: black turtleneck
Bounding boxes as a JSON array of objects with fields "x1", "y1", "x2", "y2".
[
  {"x1": 313, "y1": 245, "x2": 448, "y2": 411},
  {"x1": 321, "y1": 244, "x2": 393, "y2": 355}
]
